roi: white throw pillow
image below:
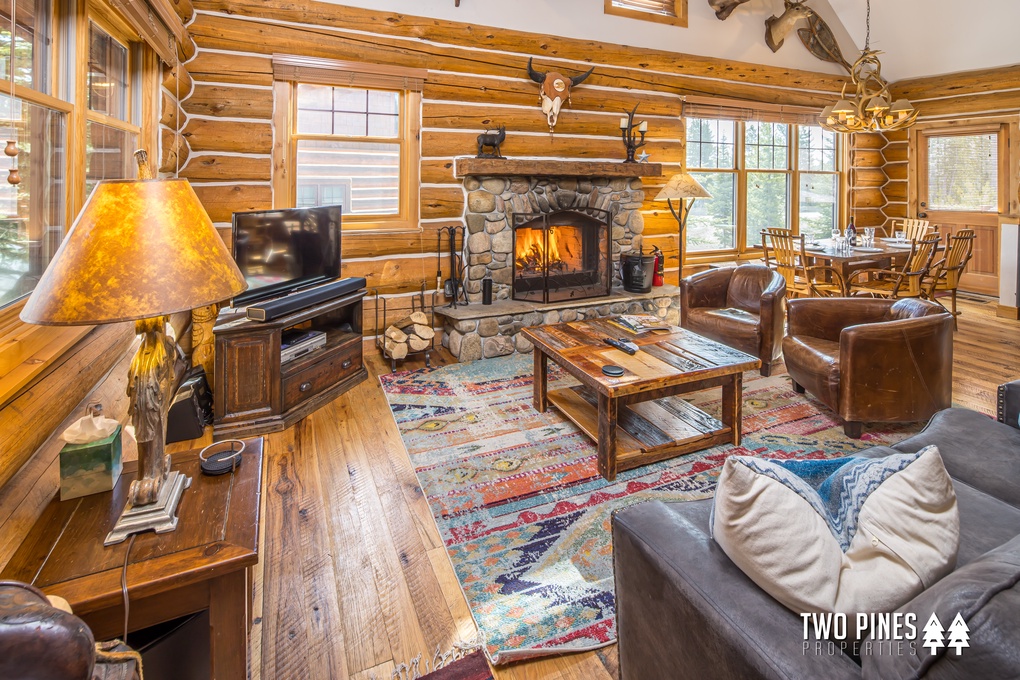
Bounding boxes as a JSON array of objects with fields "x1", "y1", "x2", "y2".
[{"x1": 711, "y1": 446, "x2": 959, "y2": 618}]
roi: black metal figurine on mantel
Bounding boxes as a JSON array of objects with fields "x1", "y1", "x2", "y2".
[
  {"x1": 476, "y1": 125, "x2": 506, "y2": 158},
  {"x1": 620, "y1": 104, "x2": 648, "y2": 163}
]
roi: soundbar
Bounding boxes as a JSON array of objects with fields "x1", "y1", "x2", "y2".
[{"x1": 246, "y1": 277, "x2": 367, "y2": 322}]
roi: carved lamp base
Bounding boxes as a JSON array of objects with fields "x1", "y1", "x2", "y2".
[{"x1": 105, "y1": 470, "x2": 192, "y2": 545}]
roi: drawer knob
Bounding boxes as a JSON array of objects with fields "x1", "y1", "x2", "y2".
[
  {"x1": 341, "y1": 359, "x2": 352, "y2": 369},
  {"x1": 299, "y1": 381, "x2": 312, "y2": 392}
]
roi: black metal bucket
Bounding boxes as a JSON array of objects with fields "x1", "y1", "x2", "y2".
[{"x1": 620, "y1": 251, "x2": 656, "y2": 293}]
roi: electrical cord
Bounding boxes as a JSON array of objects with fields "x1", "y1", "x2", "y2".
[{"x1": 121, "y1": 533, "x2": 137, "y2": 643}]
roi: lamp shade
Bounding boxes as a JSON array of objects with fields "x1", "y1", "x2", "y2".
[
  {"x1": 21, "y1": 178, "x2": 247, "y2": 325},
  {"x1": 654, "y1": 172, "x2": 712, "y2": 201}
]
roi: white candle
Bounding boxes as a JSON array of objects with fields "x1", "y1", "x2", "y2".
[
  {"x1": 620, "y1": 117, "x2": 629, "y2": 129},
  {"x1": 638, "y1": 121, "x2": 648, "y2": 133}
]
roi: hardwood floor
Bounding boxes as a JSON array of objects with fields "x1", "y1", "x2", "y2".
[{"x1": 177, "y1": 298, "x2": 1016, "y2": 680}]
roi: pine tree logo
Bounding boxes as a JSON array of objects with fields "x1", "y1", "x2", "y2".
[
  {"x1": 947, "y1": 613, "x2": 970, "y2": 656},
  {"x1": 922, "y1": 613, "x2": 945, "y2": 655}
]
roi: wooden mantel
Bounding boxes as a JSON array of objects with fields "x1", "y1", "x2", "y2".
[{"x1": 455, "y1": 158, "x2": 663, "y2": 179}]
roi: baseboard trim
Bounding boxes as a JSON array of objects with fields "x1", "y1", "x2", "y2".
[{"x1": 996, "y1": 305, "x2": 1020, "y2": 320}]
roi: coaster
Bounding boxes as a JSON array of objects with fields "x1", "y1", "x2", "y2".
[{"x1": 602, "y1": 365, "x2": 625, "y2": 377}]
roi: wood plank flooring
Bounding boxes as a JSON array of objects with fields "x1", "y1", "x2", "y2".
[{"x1": 173, "y1": 298, "x2": 1017, "y2": 680}]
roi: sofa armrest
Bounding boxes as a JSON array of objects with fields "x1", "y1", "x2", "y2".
[
  {"x1": 787, "y1": 298, "x2": 894, "y2": 343},
  {"x1": 838, "y1": 314, "x2": 953, "y2": 424},
  {"x1": 612, "y1": 500, "x2": 861, "y2": 680},
  {"x1": 997, "y1": 380, "x2": 1020, "y2": 430},
  {"x1": 680, "y1": 268, "x2": 731, "y2": 323}
]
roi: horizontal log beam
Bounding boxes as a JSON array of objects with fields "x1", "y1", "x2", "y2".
[
  {"x1": 184, "y1": 84, "x2": 274, "y2": 119},
  {"x1": 180, "y1": 155, "x2": 272, "y2": 181},
  {"x1": 192, "y1": 0, "x2": 848, "y2": 92}
]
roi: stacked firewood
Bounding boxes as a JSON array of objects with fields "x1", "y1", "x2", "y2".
[{"x1": 382, "y1": 311, "x2": 435, "y2": 360}]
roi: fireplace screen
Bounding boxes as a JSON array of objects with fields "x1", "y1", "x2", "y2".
[{"x1": 511, "y1": 208, "x2": 611, "y2": 303}]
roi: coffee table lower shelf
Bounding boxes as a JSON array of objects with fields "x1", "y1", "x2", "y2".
[{"x1": 547, "y1": 385, "x2": 734, "y2": 474}]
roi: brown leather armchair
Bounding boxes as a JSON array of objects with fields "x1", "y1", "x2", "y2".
[
  {"x1": 680, "y1": 265, "x2": 786, "y2": 376},
  {"x1": 783, "y1": 298, "x2": 953, "y2": 438}
]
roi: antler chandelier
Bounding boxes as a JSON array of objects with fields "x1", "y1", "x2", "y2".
[{"x1": 818, "y1": 0, "x2": 917, "y2": 134}]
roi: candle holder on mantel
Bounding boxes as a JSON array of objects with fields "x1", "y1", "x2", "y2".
[{"x1": 619, "y1": 104, "x2": 648, "y2": 163}]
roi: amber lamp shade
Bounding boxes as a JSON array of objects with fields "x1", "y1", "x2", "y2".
[
  {"x1": 21, "y1": 178, "x2": 246, "y2": 325},
  {"x1": 19, "y1": 176, "x2": 246, "y2": 541}
]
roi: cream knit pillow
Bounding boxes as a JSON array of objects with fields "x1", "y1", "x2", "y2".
[{"x1": 711, "y1": 446, "x2": 959, "y2": 618}]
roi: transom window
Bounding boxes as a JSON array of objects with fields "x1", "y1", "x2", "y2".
[
  {"x1": 686, "y1": 117, "x2": 841, "y2": 257},
  {"x1": 604, "y1": 0, "x2": 687, "y2": 26}
]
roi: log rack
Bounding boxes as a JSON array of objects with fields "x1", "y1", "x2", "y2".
[{"x1": 375, "y1": 287, "x2": 437, "y2": 372}]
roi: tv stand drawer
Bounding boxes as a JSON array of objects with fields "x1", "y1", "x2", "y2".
[{"x1": 282, "y1": 341, "x2": 362, "y2": 412}]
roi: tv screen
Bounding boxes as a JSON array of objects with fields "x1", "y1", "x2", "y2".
[{"x1": 231, "y1": 205, "x2": 342, "y2": 307}]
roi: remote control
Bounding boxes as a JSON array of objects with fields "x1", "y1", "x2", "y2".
[{"x1": 603, "y1": 337, "x2": 638, "y2": 355}]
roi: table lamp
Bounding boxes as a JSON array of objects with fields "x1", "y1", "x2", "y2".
[
  {"x1": 20, "y1": 151, "x2": 247, "y2": 545},
  {"x1": 654, "y1": 172, "x2": 711, "y2": 274}
]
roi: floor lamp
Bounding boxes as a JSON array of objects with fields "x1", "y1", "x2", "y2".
[{"x1": 654, "y1": 173, "x2": 711, "y2": 278}]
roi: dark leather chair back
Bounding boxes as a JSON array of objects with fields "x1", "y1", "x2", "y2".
[
  {"x1": 0, "y1": 581, "x2": 95, "y2": 680},
  {"x1": 725, "y1": 265, "x2": 776, "y2": 314}
]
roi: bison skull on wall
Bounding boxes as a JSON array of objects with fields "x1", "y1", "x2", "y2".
[{"x1": 526, "y1": 58, "x2": 594, "y2": 132}]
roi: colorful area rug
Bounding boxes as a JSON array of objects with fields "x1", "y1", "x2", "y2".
[{"x1": 380, "y1": 355, "x2": 919, "y2": 663}]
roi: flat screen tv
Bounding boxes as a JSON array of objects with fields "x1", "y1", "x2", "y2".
[{"x1": 231, "y1": 205, "x2": 342, "y2": 307}]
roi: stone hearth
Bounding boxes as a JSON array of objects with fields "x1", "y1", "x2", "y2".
[{"x1": 437, "y1": 286, "x2": 681, "y2": 362}]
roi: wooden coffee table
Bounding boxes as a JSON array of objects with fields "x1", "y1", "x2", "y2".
[{"x1": 522, "y1": 319, "x2": 761, "y2": 481}]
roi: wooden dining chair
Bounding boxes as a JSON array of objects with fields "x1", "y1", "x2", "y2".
[
  {"x1": 896, "y1": 218, "x2": 934, "y2": 241},
  {"x1": 927, "y1": 229, "x2": 976, "y2": 328},
  {"x1": 847, "y1": 235, "x2": 941, "y2": 299},
  {"x1": 761, "y1": 228, "x2": 847, "y2": 298}
]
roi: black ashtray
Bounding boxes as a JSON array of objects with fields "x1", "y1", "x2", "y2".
[{"x1": 602, "y1": 365, "x2": 625, "y2": 377}]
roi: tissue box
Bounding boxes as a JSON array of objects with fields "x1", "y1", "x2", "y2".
[{"x1": 59, "y1": 425, "x2": 123, "y2": 501}]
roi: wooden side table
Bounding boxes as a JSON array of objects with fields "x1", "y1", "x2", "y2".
[{"x1": 2, "y1": 438, "x2": 263, "y2": 680}]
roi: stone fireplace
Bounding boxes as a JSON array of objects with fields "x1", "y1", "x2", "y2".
[{"x1": 437, "y1": 158, "x2": 680, "y2": 362}]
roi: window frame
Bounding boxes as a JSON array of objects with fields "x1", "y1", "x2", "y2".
[
  {"x1": 684, "y1": 117, "x2": 844, "y2": 261},
  {"x1": 82, "y1": 12, "x2": 141, "y2": 195},
  {"x1": 272, "y1": 56, "x2": 423, "y2": 232},
  {"x1": 604, "y1": 0, "x2": 688, "y2": 27}
]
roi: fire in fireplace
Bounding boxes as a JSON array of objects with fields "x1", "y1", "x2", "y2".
[{"x1": 511, "y1": 208, "x2": 612, "y2": 303}]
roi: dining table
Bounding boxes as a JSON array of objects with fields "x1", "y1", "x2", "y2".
[{"x1": 800, "y1": 237, "x2": 930, "y2": 280}]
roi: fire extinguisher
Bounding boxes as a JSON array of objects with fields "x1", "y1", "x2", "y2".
[{"x1": 652, "y1": 246, "x2": 664, "y2": 287}]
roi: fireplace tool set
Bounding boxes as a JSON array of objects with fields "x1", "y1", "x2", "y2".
[{"x1": 437, "y1": 225, "x2": 469, "y2": 308}]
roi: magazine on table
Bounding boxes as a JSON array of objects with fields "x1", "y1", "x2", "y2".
[{"x1": 608, "y1": 314, "x2": 672, "y2": 334}]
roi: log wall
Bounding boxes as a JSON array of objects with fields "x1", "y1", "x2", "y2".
[{"x1": 181, "y1": 0, "x2": 847, "y2": 329}]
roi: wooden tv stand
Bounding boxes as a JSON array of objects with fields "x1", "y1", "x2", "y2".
[{"x1": 213, "y1": 288, "x2": 368, "y2": 437}]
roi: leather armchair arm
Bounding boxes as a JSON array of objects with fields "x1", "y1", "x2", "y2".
[
  {"x1": 758, "y1": 270, "x2": 787, "y2": 367},
  {"x1": 680, "y1": 268, "x2": 732, "y2": 323},
  {"x1": 838, "y1": 314, "x2": 954, "y2": 423},
  {"x1": 787, "y1": 298, "x2": 895, "y2": 343}
]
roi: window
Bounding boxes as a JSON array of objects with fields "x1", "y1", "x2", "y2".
[
  {"x1": 686, "y1": 116, "x2": 841, "y2": 256},
  {"x1": 294, "y1": 84, "x2": 402, "y2": 216},
  {"x1": 0, "y1": 0, "x2": 66, "y2": 308},
  {"x1": 85, "y1": 20, "x2": 138, "y2": 196},
  {"x1": 604, "y1": 0, "x2": 687, "y2": 26},
  {"x1": 273, "y1": 56, "x2": 424, "y2": 230},
  {"x1": 926, "y1": 133, "x2": 998, "y2": 212}
]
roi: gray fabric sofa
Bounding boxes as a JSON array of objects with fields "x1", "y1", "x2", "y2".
[{"x1": 612, "y1": 405, "x2": 1020, "y2": 679}]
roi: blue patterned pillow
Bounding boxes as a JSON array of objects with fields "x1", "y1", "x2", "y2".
[{"x1": 711, "y1": 446, "x2": 960, "y2": 617}]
